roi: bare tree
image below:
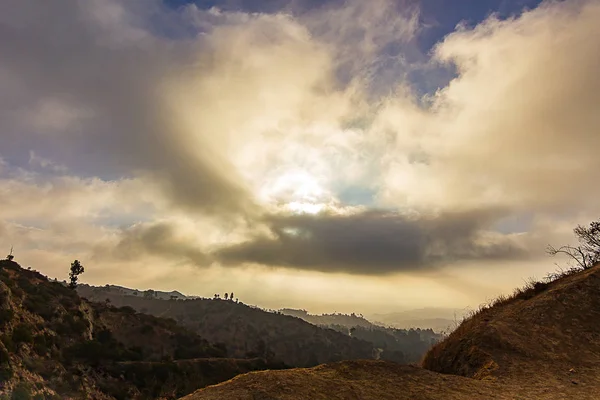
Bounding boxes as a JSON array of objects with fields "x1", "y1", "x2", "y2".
[{"x1": 547, "y1": 219, "x2": 600, "y2": 270}]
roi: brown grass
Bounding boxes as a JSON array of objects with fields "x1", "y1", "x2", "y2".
[{"x1": 421, "y1": 262, "x2": 600, "y2": 400}]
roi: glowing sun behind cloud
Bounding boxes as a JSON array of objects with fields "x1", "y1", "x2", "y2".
[{"x1": 259, "y1": 168, "x2": 332, "y2": 214}]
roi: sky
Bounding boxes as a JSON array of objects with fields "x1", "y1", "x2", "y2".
[{"x1": 1, "y1": 0, "x2": 600, "y2": 315}]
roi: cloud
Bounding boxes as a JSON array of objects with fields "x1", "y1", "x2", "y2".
[
  {"x1": 300, "y1": 0, "x2": 421, "y2": 86},
  {"x1": 213, "y1": 208, "x2": 530, "y2": 274},
  {"x1": 109, "y1": 207, "x2": 531, "y2": 275},
  {"x1": 377, "y1": 0, "x2": 600, "y2": 215},
  {"x1": 2, "y1": 0, "x2": 319, "y2": 216},
  {"x1": 108, "y1": 221, "x2": 211, "y2": 265},
  {"x1": 1, "y1": 0, "x2": 600, "y2": 307},
  {"x1": 28, "y1": 151, "x2": 68, "y2": 173}
]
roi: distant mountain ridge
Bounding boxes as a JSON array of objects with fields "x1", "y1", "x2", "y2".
[
  {"x1": 75, "y1": 282, "x2": 196, "y2": 301},
  {"x1": 78, "y1": 285, "x2": 376, "y2": 368},
  {"x1": 368, "y1": 308, "x2": 468, "y2": 332},
  {"x1": 279, "y1": 308, "x2": 444, "y2": 364},
  {"x1": 279, "y1": 308, "x2": 374, "y2": 328}
]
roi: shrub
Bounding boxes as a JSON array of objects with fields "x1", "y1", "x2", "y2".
[
  {"x1": 23, "y1": 296, "x2": 55, "y2": 320},
  {"x1": 1, "y1": 335, "x2": 15, "y2": 352},
  {"x1": 0, "y1": 344, "x2": 12, "y2": 381},
  {"x1": 0, "y1": 345, "x2": 9, "y2": 364},
  {"x1": 0, "y1": 363, "x2": 13, "y2": 382},
  {"x1": 10, "y1": 382, "x2": 32, "y2": 400},
  {"x1": 33, "y1": 335, "x2": 49, "y2": 356},
  {"x1": 53, "y1": 314, "x2": 88, "y2": 337},
  {"x1": 95, "y1": 329, "x2": 113, "y2": 344},
  {"x1": 16, "y1": 277, "x2": 35, "y2": 295},
  {"x1": 0, "y1": 309, "x2": 14, "y2": 328},
  {"x1": 0, "y1": 269, "x2": 9, "y2": 283},
  {"x1": 63, "y1": 337, "x2": 143, "y2": 366},
  {"x1": 63, "y1": 340, "x2": 105, "y2": 366},
  {"x1": 12, "y1": 324, "x2": 34, "y2": 345},
  {"x1": 23, "y1": 358, "x2": 49, "y2": 377},
  {"x1": 118, "y1": 306, "x2": 136, "y2": 315},
  {"x1": 140, "y1": 324, "x2": 153, "y2": 334}
]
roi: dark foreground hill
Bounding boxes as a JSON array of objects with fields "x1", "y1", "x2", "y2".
[
  {"x1": 183, "y1": 263, "x2": 600, "y2": 399},
  {"x1": 78, "y1": 286, "x2": 375, "y2": 367},
  {"x1": 0, "y1": 260, "x2": 284, "y2": 399}
]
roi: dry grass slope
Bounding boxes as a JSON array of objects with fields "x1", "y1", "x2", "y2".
[{"x1": 183, "y1": 263, "x2": 600, "y2": 400}]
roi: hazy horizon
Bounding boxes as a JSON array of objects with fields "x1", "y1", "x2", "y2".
[{"x1": 2, "y1": 0, "x2": 600, "y2": 316}]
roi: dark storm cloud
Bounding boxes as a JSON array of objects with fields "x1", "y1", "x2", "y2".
[
  {"x1": 108, "y1": 221, "x2": 211, "y2": 265},
  {"x1": 214, "y1": 209, "x2": 529, "y2": 274},
  {"x1": 105, "y1": 208, "x2": 528, "y2": 275}
]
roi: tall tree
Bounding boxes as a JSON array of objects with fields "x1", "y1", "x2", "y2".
[{"x1": 68, "y1": 260, "x2": 85, "y2": 289}]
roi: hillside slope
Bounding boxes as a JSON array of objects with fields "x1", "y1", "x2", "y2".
[
  {"x1": 279, "y1": 309, "x2": 374, "y2": 328},
  {"x1": 423, "y1": 264, "x2": 600, "y2": 383},
  {"x1": 183, "y1": 264, "x2": 600, "y2": 399},
  {"x1": 0, "y1": 260, "x2": 284, "y2": 399},
  {"x1": 78, "y1": 287, "x2": 375, "y2": 367}
]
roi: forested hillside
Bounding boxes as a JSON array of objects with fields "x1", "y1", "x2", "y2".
[
  {"x1": 78, "y1": 286, "x2": 376, "y2": 368},
  {"x1": 0, "y1": 260, "x2": 284, "y2": 399}
]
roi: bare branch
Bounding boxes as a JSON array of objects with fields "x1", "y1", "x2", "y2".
[{"x1": 547, "y1": 219, "x2": 600, "y2": 271}]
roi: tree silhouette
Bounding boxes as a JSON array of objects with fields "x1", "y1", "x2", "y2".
[
  {"x1": 548, "y1": 219, "x2": 600, "y2": 270},
  {"x1": 68, "y1": 260, "x2": 85, "y2": 289},
  {"x1": 224, "y1": 293, "x2": 229, "y2": 300},
  {"x1": 230, "y1": 292, "x2": 234, "y2": 301},
  {"x1": 6, "y1": 246, "x2": 14, "y2": 261}
]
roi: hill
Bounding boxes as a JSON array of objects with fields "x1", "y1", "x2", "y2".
[
  {"x1": 422, "y1": 264, "x2": 600, "y2": 382},
  {"x1": 368, "y1": 308, "x2": 465, "y2": 332},
  {"x1": 278, "y1": 309, "x2": 444, "y2": 364},
  {"x1": 76, "y1": 283, "x2": 196, "y2": 301},
  {"x1": 77, "y1": 286, "x2": 375, "y2": 368},
  {"x1": 182, "y1": 263, "x2": 600, "y2": 399},
  {"x1": 279, "y1": 309, "x2": 374, "y2": 328},
  {"x1": 0, "y1": 260, "x2": 284, "y2": 399}
]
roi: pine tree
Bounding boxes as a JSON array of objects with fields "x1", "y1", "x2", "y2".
[{"x1": 68, "y1": 260, "x2": 85, "y2": 289}]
